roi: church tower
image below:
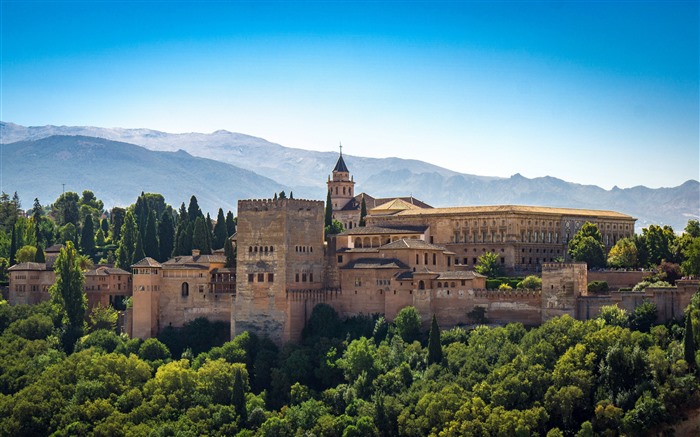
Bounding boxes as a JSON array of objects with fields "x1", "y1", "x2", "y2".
[{"x1": 327, "y1": 145, "x2": 355, "y2": 211}]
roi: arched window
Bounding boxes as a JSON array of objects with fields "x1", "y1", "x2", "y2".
[
  {"x1": 249, "y1": 246, "x2": 253, "y2": 252},
  {"x1": 424, "y1": 253, "x2": 428, "y2": 264},
  {"x1": 432, "y1": 253, "x2": 437, "y2": 265},
  {"x1": 437, "y1": 282, "x2": 442, "y2": 287},
  {"x1": 355, "y1": 237, "x2": 362, "y2": 248},
  {"x1": 181, "y1": 282, "x2": 189, "y2": 297},
  {"x1": 418, "y1": 280, "x2": 425, "y2": 290}
]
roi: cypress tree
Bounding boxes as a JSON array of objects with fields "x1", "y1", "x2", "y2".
[
  {"x1": 213, "y1": 208, "x2": 227, "y2": 250},
  {"x1": 278, "y1": 191, "x2": 287, "y2": 199},
  {"x1": 205, "y1": 213, "x2": 214, "y2": 252},
  {"x1": 49, "y1": 241, "x2": 86, "y2": 351},
  {"x1": 685, "y1": 312, "x2": 697, "y2": 372},
  {"x1": 110, "y1": 207, "x2": 125, "y2": 243},
  {"x1": 192, "y1": 216, "x2": 211, "y2": 254},
  {"x1": 325, "y1": 190, "x2": 333, "y2": 228},
  {"x1": 359, "y1": 196, "x2": 367, "y2": 227},
  {"x1": 35, "y1": 244, "x2": 46, "y2": 263},
  {"x1": 273, "y1": 192, "x2": 278, "y2": 201},
  {"x1": 101, "y1": 217, "x2": 109, "y2": 234},
  {"x1": 133, "y1": 232, "x2": 146, "y2": 263},
  {"x1": 80, "y1": 213, "x2": 96, "y2": 257},
  {"x1": 144, "y1": 210, "x2": 159, "y2": 259},
  {"x1": 159, "y1": 209, "x2": 175, "y2": 262},
  {"x1": 224, "y1": 237, "x2": 235, "y2": 268},
  {"x1": 187, "y1": 195, "x2": 202, "y2": 222},
  {"x1": 226, "y1": 211, "x2": 236, "y2": 237},
  {"x1": 9, "y1": 224, "x2": 16, "y2": 266},
  {"x1": 95, "y1": 228, "x2": 106, "y2": 247},
  {"x1": 232, "y1": 368, "x2": 247, "y2": 423},
  {"x1": 115, "y1": 211, "x2": 137, "y2": 269},
  {"x1": 427, "y1": 314, "x2": 443, "y2": 365},
  {"x1": 134, "y1": 193, "x2": 148, "y2": 240},
  {"x1": 289, "y1": 191, "x2": 294, "y2": 199}
]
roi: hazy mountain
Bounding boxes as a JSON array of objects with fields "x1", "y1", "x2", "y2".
[
  {"x1": 0, "y1": 135, "x2": 287, "y2": 214},
  {"x1": 1, "y1": 122, "x2": 697, "y2": 230}
]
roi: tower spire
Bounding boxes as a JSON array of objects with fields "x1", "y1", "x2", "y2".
[{"x1": 339, "y1": 142, "x2": 343, "y2": 156}]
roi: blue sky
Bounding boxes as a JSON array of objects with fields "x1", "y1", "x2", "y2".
[{"x1": 1, "y1": 1, "x2": 698, "y2": 189}]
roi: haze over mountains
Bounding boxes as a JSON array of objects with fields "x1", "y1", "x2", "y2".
[{"x1": 1, "y1": 122, "x2": 698, "y2": 231}]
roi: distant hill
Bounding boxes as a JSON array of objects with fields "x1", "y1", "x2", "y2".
[
  {"x1": 1, "y1": 122, "x2": 698, "y2": 230},
  {"x1": 0, "y1": 135, "x2": 287, "y2": 214}
]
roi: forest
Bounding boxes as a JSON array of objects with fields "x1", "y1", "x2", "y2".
[{"x1": 0, "y1": 291, "x2": 699, "y2": 436}]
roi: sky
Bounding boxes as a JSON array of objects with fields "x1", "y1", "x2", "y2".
[{"x1": 1, "y1": 1, "x2": 698, "y2": 189}]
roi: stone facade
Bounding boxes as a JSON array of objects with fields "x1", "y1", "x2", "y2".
[
  {"x1": 84, "y1": 266, "x2": 132, "y2": 310},
  {"x1": 7, "y1": 244, "x2": 63, "y2": 305}
]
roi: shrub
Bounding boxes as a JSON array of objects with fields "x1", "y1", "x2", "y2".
[
  {"x1": 517, "y1": 275, "x2": 542, "y2": 290},
  {"x1": 587, "y1": 281, "x2": 609, "y2": 293}
]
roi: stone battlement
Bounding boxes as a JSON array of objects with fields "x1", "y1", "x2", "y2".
[
  {"x1": 286, "y1": 288, "x2": 341, "y2": 301},
  {"x1": 471, "y1": 288, "x2": 542, "y2": 299},
  {"x1": 238, "y1": 198, "x2": 324, "y2": 212},
  {"x1": 542, "y1": 262, "x2": 587, "y2": 272}
]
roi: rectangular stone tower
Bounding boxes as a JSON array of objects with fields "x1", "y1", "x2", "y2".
[
  {"x1": 232, "y1": 198, "x2": 325, "y2": 344},
  {"x1": 541, "y1": 262, "x2": 587, "y2": 322}
]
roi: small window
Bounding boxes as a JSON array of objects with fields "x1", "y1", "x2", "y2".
[
  {"x1": 248, "y1": 274, "x2": 254, "y2": 283},
  {"x1": 338, "y1": 255, "x2": 343, "y2": 263},
  {"x1": 268, "y1": 273, "x2": 274, "y2": 282},
  {"x1": 309, "y1": 273, "x2": 314, "y2": 282},
  {"x1": 181, "y1": 282, "x2": 189, "y2": 297},
  {"x1": 258, "y1": 273, "x2": 264, "y2": 282}
]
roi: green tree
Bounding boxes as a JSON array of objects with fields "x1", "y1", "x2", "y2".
[
  {"x1": 681, "y1": 236, "x2": 700, "y2": 276},
  {"x1": 517, "y1": 275, "x2": 542, "y2": 290},
  {"x1": 568, "y1": 222, "x2": 606, "y2": 268},
  {"x1": 9, "y1": 224, "x2": 17, "y2": 265},
  {"x1": 225, "y1": 211, "x2": 236, "y2": 237},
  {"x1": 187, "y1": 195, "x2": 202, "y2": 222},
  {"x1": 607, "y1": 237, "x2": 638, "y2": 268},
  {"x1": 35, "y1": 245, "x2": 45, "y2": 263},
  {"x1": 80, "y1": 213, "x2": 96, "y2": 257},
  {"x1": 115, "y1": 211, "x2": 137, "y2": 269},
  {"x1": 15, "y1": 245, "x2": 37, "y2": 263},
  {"x1": 233, "y1": 366, "x2": 248, "y2": 422},
  {"x1": 58, "y1": 222, "x2": 77, "y2": 244},
  {"x1": 628, "y1": 301, "x2": 657, "y2": 332},
  {"x1": 394, "y1": 306, "x2": 421, "y2": 343},
  {"x1": 685, "y1": 311, "x2": 696, "y2": 371},
  {"x1": 89, "y1": 303, "x2": 118, "y2": 332},
  {"x1": 213, "y1": 208, "x2": 227, "y2": 250},
  {"x1": 597, "y1": 305, "x2": 628, "y2": 327},
  {"x1": 192, "y1": 216, "x2": 212, "y2": 254},
  {"x1": 133, "y1": 232, "x2": 146, "y2": 263},
  {"x1": 427, "y1": 314, "x2": 443, "y2": 365},
  {"x1": 475, "y1": 251, "x2": 504, "y2": 278},
  {"x1": 109, "y1": 207, "x2": 125, "y2": 243},
  {"x1": 642, "y1": 224, "x2": 676, "y2": 265},
  {"x1": 143, "y1": 210, "x2": 159, "y2": 260},
  {"x1": 325, "y1": 190, "x2": 333, "y2": 229},
  {"x1": 95, "y1": 228, "x2": 106, "y2": 247},
  {"x1": 224, "y1": 237, "x2": 235, "y2": 268},
  {"x1": 49, "y1": 241, "x2": 87, "y2": 350},
  {"x1": 324, "y1": 219, "x2": 344, "y2": 237},
  {"x1": 51, "y1": 192, "x2": 80, "y2": 227},
  {"x1": 359, "y1": 197, "x2": 367, "y2": 227},
  {"x1": 158, "y1": 209, "x2": 175, "y2": 262}
]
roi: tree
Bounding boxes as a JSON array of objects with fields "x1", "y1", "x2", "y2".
[
  {"x1": 158, "y1": 209, "x2": 175, "y2": 262},
  {"x1": 568, "y1": 222, "x2": 606, "y2": 268},
  {"x1": 642, "y1": 224, "x2": 676, "y2": 265},
  {"x1": 325, "y1": 190, "x2": 333, "y2": 229},
  {"x1": 115, "y1": 212, "x2": 137, "y2": 269},
  {"x1": 427, "y1": 314, "x2": 443, "y2": 365},
  {"x1": 225, "y1": 211, "x2": 236, "y2": 237},
  {"x1": 475, "y1": 251, "x2": 504, "y2": 278},
  {"x1": 133, "y1": 232, "x2": 146, "y2": 263},
  {"x1": 607, "y1": 238, "x2": 638, "y2": 268},
  {"x1": 517, "y1": 275, "x2": 542, "y2": 290},
  {"x1": 143, "y1": 210, "x2": 159, "y2": 260},
  {"x1": 224, "y1": 236, "x2": 235, "y2": 268},
  {"x1": 597, "y1": 305, "x2": 628, "y2": 328},
  {"x1": 49, "y1": 241, "x2": 87, "y2": 350},
  {"x1": 394, "y1": 306, "x2": 421, "y2": 343},
  {"x1": 325, "y1": 219, "x2": 344, "y2": 237},
  {"x1": 187, "y1": 195, "x2": 202, "y2": 222},
  {"x1": 213, "y1": 208, "x2": 227, "y2": 250},
  {"x1": 110, "y1": 207, "x2": 125, "y2": 243},
  {"x1": 359, "y1": 197, "x2": 367, "y2": 227},
  {"x1": 192, "y1": 216, "x2": 212, "y2": 254},
  {"x1": 233, "y1": 366, "x2": 247, "y2": 422},
  {"x1": 80, "y1": 213, "x2": 95, "y2": 257},
  {"x1": 89, "y1": 304, "x2": 118, "y2": 332},
  {"x1": 15, "y1": 245, "x2": 37, "y2": 263},
  {"x1": 9, "y1": 225, "x2": 17, "y2": 265},
  {"x1": 681, "y1": 236, "x2": 700, "y2": 276},
  {"x1": 684, "y1": 311, "x2": 696, "y2": 371},
  {"x1": 629, "y1": 301, "x2": 657, "y2": 333},
  {"x1": 35, "y1": 245, "x2": 45, "y2": 263},
  {"x1": 51, "y1": 192, "x2": 80, "y2": 227},
  {"x1": 95, "y1": 228, "x2": 105, "y2": 247},
  {"x1": 278, "y1": 191, "x2": 287, "y2": 200}
]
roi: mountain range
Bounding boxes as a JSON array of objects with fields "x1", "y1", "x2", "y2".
[{"x1": 1, "y1": 121, "x2": 698, "y2": 231}]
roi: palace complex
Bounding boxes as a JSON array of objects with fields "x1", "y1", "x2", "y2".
[{"x1": 8, "y1": 152, "x2": 698, "y2": 344}]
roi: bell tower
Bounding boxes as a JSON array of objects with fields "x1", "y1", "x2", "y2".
[{"x1": 327, "y1": 144, "x2": 355, "y2": 211}]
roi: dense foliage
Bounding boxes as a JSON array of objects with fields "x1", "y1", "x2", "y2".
[{"x1": 1, "y1": 296, "x2": 699, "y2": 436}]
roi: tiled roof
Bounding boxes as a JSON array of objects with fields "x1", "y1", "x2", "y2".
[
  {"x1": 131, "y1": 257, "x2": 162, "y2": 268},
  {"x1": 163, "y1": 254, "x2": 226, "y2": 265},
  {"x1": 45, "y1": 244, "x2": 64, "y2": 253},
  {"x1": 342, "y1": 258, "x2": 409, "y2": 270},
  {"x1": 338, "y1": 225, "x2": 428, "y2": 236},
  {"x1": 9, "y1": 262, "x2": 48, "y2": 271},
  {"x1": 393, "y1": 204, "x2": 635, "y2": 219},
  {"x1": 436, "y1": 271, "x2": 486, "y2": 280},
  {"x1": 337, "y1": 248, "x2": 380, "y2": 253},
  {"x1": 211, "y1": 268, "x2": 236, "y2": 274},
  {"x1": 341, "y1": 193, "x2": 432, "y2": 211},
  {"x1": 86, "y1": 266, "x2": 131, "y2": 276},
  {"x1": 369, "y1": 198, "x2": 424, "y2": 214},
  {"x1": 379, "y1": 239, "x2": 447, "y2": 251}
]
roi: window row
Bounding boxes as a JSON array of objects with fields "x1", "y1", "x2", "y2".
[
  {"x1": 249, "y1": 246, "x2": 274, "y2": 254},
  {"x1": 248, "y1": 273, "x2": 275, "y2": 283},
  {"x1": 295, "y1": 272, "x2": 314, "y2": 282},
  {"x1": 295, "y1": 245, "x2": 313, "y2": 253}
]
